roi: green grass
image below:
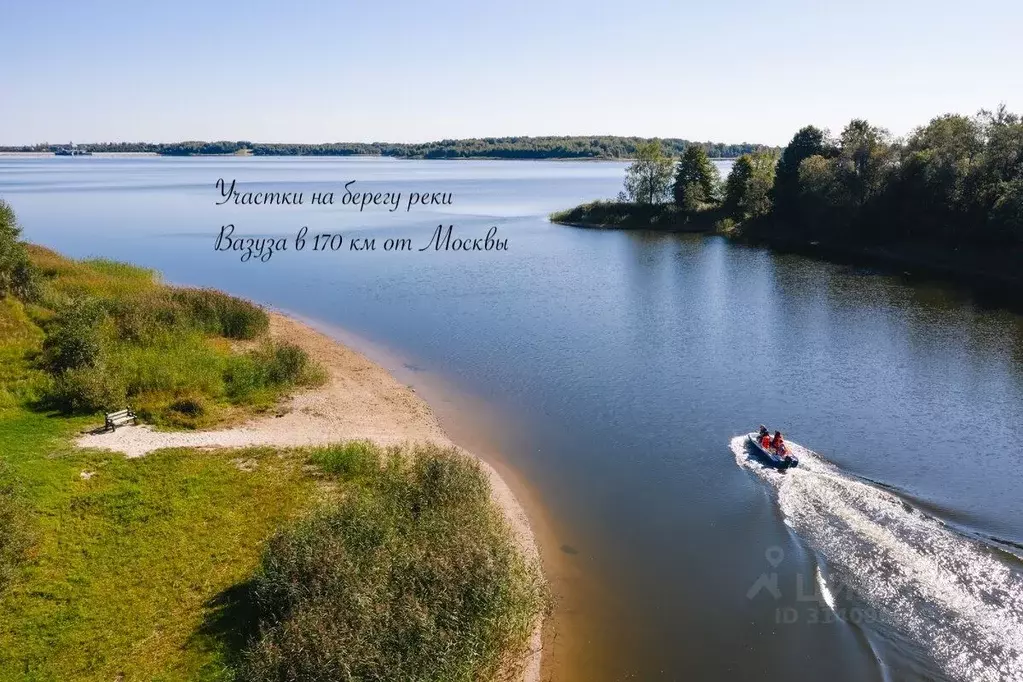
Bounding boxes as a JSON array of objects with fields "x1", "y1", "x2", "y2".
[
  {"x1": 0, "y1": 248, "x2": 333, "y2": 679},
  {"x1": 0, "y1": 411, "x2": 316, "y2": 682},
  {"x1": 0, "y1": 297, "x2": 47, "y2": 411},
  {"x1": 0, "y1": 458, "x2": 31, "y2": 595},
  {"x1": 27, "y1": 245, "x2": 160, "y2": 304},
  {"x1": 308, "y1": 440, "x2": 382, "y2": 480},
  {"x1": 0, "y1": 426, "x2": 545, "y2": 682},
  {"x1": 6, "y1": 246, "x2": 324, "y2": 426}
]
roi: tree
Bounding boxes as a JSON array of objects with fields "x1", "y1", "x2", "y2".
[
  {"x1": 0, "y1": 200, "x2": 38, "y2": 300},
  {"x1": 987, "y1": 178, "x2": 1023, "y2": 246},
  {"x1": 888, "y1": 114, "x2": 984, "y2": 241},
  {"x1": 724, "y1": 152, "x2": 777, "y2": 221},
  {"x1": 795, "y1": 155, "x2": 848, "y2": 236},
  {"x1": 771, "y1": 126, "x2": 833, "y2": 219},
  {"x1": 973, "y1": 106, "x2": 1023, "y2": 245},
  {"x1": 746, "y1": 107, "x2": 1023, "y2": 254},
  {"x1": 834, "y1": 119, "x2": 896, "y2": 208},
  {"x1": 623, "y1": 141, "x2": 674, "y2": 204},
  {"x1": 673, "y1": 145, "x2": 720, "y2": 211}
]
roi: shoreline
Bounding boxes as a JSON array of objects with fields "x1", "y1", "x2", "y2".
[
  {"x1": 293, "y1": 313, "x2": 604, "y2": 681},
  {"x1": 75, "y1": 311, "x2": 545, "y2": 681},
  {"x1": 742, "y1": 234, "x2": 1023, "y2": 300},
  {"x1": 0, "y1": 151, "x2": 738, "y2": 162},
  {"x1": 550, "y1": 204, "x2": 1023, "y2": 304},
  {"x1": 552, "y1": 218, "x2": 712, "y2": 233},
  {"x1": 0, "y1": 151, "x2": 160, "y2": 157}
]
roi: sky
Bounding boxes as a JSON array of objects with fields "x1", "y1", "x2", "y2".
[{"x1": 1, "y1": 0, "x2": 1020, "y2": 146}]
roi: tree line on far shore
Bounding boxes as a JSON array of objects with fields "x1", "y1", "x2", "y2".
[
  {"x1": 1, "y1": 136, "x2": 776, "y2": 160},
  {"x1": 616, "y1": 105, "x2": 1023, "y2": 253}
]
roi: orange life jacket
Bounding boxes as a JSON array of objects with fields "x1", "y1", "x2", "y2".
[{"x1": 761, "y1": 435, "x2": 771, "y2": 448}]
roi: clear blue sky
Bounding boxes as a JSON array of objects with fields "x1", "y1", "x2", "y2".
[{"x1": 2, "y1": 0, "x2": 1020, "y2": 146}]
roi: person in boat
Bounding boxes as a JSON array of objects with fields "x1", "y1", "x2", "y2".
[
  {"x1": 771, "y1": 431, "x2": 786, "y2": 455},
  {"x1": 759, "y1": 426, "x2": 772, "y2": 449}
]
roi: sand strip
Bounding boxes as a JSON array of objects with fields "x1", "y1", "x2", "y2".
[{"x1": 75, "y1": 312, "x2": 543, "y2": 681}]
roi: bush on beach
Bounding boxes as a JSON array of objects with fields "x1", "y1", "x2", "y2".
[
  {"x1": 168, "y1": 287, "x2": 269, "y2": 340},
  {"x1": 240, "y1": 443, "x2": 547, "y2": 682}
]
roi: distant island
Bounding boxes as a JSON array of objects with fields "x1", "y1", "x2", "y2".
[{"x1": 0, "y1": 136, "x2": 777, "y2": 160}]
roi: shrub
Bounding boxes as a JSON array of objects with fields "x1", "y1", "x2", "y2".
[
  {"x1": 551, "y1": 200, "x2": 691, "y2": 229},
  {"x1": 49, "y1": 365, "x2": 127, "y2": 413},
  {"x1": 715, "y1": 217, "x2": 739, "y2": 236},
  {"x1": 223, "y1": 355, "x2": 268, "y2": 404},
  {"x1": 104, "y1": 296, "x2": 168, "y2": 344},
  {"x1": 170, "y1": 288, "x2": 269, "y2": 340},
  {"x1": 0, "y1": 460, "x2": 31, "y2": 593},
  {"x1": 309, "y1": 441, "x2": 380, "y2": 479},
  {"x1": 0, "y1": 199, "x2": 40, "y2": 301},
  {"x1": 225, "y1": 341, "x2": 313, "y2": 404},
  {"x1": 149, "y1": 393, "x2": 215, "y2": 429},
  {"x1": 22, "y1": 247, "x2": 325, "y2": 426},
  {"x1": 239, "y1": 445, "x2": 546, "y2": 682},
  {"x1": 41, "y1": 298, "x2": 105, "y2": 373},
  {"x1": 261, "y1": 341, "x2": 309, "y2": 384},
  {"x1": 169, "y1": 394, "x2": 206, "y2": 417}
]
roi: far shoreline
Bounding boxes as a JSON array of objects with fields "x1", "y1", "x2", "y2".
[{"x1": 0, "y1": 151, "x2": 737, "y2": 162}]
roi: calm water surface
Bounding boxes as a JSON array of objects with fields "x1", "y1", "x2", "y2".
[{"x1": 3, "y1": 156, "x2": 1022, "y2": 681}]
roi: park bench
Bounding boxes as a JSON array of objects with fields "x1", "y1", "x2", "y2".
[{"x1": 104, "y1": 408, "x2": 137, "y2": 431}]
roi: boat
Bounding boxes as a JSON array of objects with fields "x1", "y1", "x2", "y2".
[
  {"x1": 54, "y1": 142, "x2": 92, "y2": 157},
  {"x1": 54, "y1": 148, "x2": 92, "y2": 156},
  {"x1": 747, "y1": 431, "x2": 798, "y2": 469}
]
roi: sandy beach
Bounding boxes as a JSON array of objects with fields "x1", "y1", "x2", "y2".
[{"x1": 76, "y1": 311, "x2": 544, "y2": 682}]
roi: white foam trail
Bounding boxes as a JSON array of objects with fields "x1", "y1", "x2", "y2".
[
  {"x1": 731, "y1": 435, "x2": 1023, "y2": 682},
  {"x1": 817, "y1": 566, "x2": 836, "y2": 611}
]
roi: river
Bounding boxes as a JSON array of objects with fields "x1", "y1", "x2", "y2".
[{"x1": 2, "y1": 155, "x2": 1022, "y2": 681}]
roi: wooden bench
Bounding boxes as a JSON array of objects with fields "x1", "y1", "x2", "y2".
[{"x1": 104, "y1": 408, "x2": 137, "y2": 431}]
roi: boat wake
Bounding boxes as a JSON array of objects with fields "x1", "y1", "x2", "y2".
[{"x1": 730, "y1": 436, "x2": 1023, "y2": 682}]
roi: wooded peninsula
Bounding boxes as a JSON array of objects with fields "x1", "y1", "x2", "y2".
[
  {"x1": 551, "y1": 106, "x2": 1023, "y2": 294},
  {"x1": 0, "y1": 136, "x2": 775, "y2": 160}
]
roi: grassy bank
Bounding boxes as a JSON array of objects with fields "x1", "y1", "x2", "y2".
[
  {"x1": 550, "y1": 200, "x2": 723, "y2": 232},
  {"x1": 15, "y1": 245, "x2": 325, "y2": 428},
  {"x1": 0, "y1": 423, "x2": 315, "y2": 681},
  {"x1": 0, "y1": 232, "x2": 547, "y2": 680},
  {"x1": 0, "y1": 431, "x2": 546, "y2": 681}
]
